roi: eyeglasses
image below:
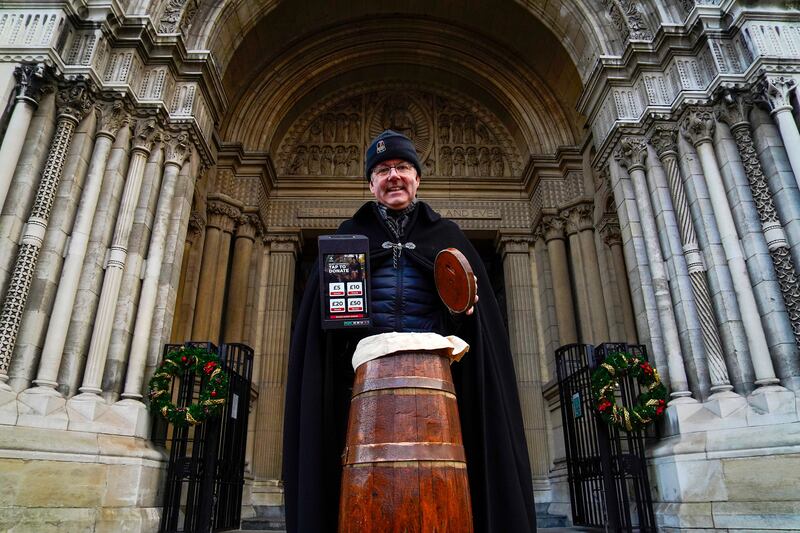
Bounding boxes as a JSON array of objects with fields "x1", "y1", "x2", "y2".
[{"x1": 372, "y1": 162, "x2": 416, "y2": 179}]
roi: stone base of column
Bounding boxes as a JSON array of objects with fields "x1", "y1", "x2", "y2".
[
  {"x1": 649, "y1": 418, "x2": 800, "y2": 531},
  {"x1": 0, "y1": 425, "x2": 166, "y2": 533},
  {"x1": 16, "y1": 386, "x2": 68, "y2": 430},
  {"x1": 238, "y1": 479, "x2": 286, "y2": 532},
  {"x1": 747, "y1": 386, "x2": 797, "y2": 424},
  {"x1": 0, "y1": 382, "x2": 17, "y2": 425},
  {"x1": 65, "y1": 392, "x2": 140, "y2": 435}
]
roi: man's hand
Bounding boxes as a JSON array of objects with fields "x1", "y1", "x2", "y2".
[{"x1": 466, "y1": 274, "x2": 479, "y2": 315}]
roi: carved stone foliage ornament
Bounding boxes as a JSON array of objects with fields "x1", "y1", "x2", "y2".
[
  {"x1": 14, "y1": 63, "x2": 47, "y2": 104},
  {"x1": 55, "y1": 82, "x2": 95, "y2": 123},
  {"x1": 158, "y1": 0, "x2": 199, "y2": 36},
  {"x1": 278, "y1": 88, "x2": 519, "y2": 178},
  {"x1": 680, "y1": 107, "x2": 716, "y2": 146},
  {"x1": 601, "y1": 0, "x2": 654, "y2": 42},
  {"x1": 615, "y1": 137, "x2": 649, "y2": 171}
]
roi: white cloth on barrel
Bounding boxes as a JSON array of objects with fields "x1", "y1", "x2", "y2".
[{"x1": 351, "y1": 332, "x2": 469, "y2": 370}]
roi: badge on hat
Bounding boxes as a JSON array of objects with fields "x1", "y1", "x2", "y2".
[{"x1": 376, "y1": 140, "x2": 386, "y2": 153}]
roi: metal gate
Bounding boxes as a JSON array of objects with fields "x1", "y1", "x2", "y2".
[
  {"x1": 153, "y1": 342, "x2": 254, "y2": 533},
  {"x1": 555, "y1": 342, "x2": 657, "y2": 532}
]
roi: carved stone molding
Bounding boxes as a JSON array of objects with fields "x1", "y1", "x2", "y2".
[
  {"x1": 264, "y1": 233, "x2": 302, "y2": 255},
  {"x1": 14, "y1": 63, "x2": 46, "y2": 105},
  {"x1": 131, "y1": 117, "x2": 160, "y2": 153},
  {"x1": 614, "y1": 136, "x2": 649, "y2": 172},
  {"x1": 598, "y1": 218, "x2": 623, "y2": 247},
  {"x1": 187, "y1": 210, "x2": 206, "y2": 242},
  {"x1": 680, "y1": 107, "x2": 716, "y2": 147},
  {"x1": 650, "y1": 125, "x2": 679, "y2": 160},
  {"x1": 277, "y1": 84, "x2": 521, "y2": 178},
  {"x1": 164, "y1": 131, "x2": 191, "y2": 167},
  {"x1": 55, "y1": 82, "x2": 95, "y2": 124},
  {"x1": 95, "y1": 100, "x2": 131, "y2": 139},
  {"x1": 496, "y1": 232, "x2": 534, "y2": 255},
  {"x1": 602, "y1": 0, "x2": 654, "y2": 43},
  {"x1": 159, "y1": 0, "x2": 199, "y2": 36}
]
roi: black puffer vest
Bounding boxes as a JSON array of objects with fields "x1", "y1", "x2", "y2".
[{"x1": 370, "y1": 253, "x2": 444, "y2": 334}]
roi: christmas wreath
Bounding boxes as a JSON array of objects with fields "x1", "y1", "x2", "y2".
[
  {"x1": 590, "y1": 350, "x2": 668, "y2": 432},
  {"x1": 148, "y1": 346, "x2": 229, "y2": 427}
]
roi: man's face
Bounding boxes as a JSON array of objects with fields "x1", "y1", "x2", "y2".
[{"x1": 369, "y1": 158, "x2": 420, "y2": 210}]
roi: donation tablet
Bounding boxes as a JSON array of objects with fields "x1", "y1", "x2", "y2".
[{"x1": 318, "y1": 235, "x2": 371, "y2": 330}]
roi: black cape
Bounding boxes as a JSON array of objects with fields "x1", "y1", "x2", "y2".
[{"x1": 282, "y1": 201, "x2": 536, "y2": 533}]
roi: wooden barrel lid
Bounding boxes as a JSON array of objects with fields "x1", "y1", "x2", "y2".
[{"x1": 434, "y1": 248, "x2": 476, "y2": 314}]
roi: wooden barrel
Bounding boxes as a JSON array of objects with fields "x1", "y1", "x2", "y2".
[{"x1": 338, "y1": 350, "x2": 473, "y2": 532}]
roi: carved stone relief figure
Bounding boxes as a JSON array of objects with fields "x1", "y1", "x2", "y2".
[
  {"x1": 478, "y1": 147, "x2": 490, "y2": 175},
  {"x1": 347, "y1": 146, "x2": 360, "y2": 175},
  {"x1": 337, "y1": 114, "x2": 348, "y2": 142},
  {"x1": 383, "y1": 96, "x2": 416, "y2": 140},
  {"x1": 348, "y1": 113, "x2": 360, "y2": 142},
  {"x1": 491, "y1": 147, "x2": 505, "y2": 176},
  {"x1": 321, "y1": 145, "x2": 334, "y2": 174},
  {"x1": 323, "y1": 114, "x2": 336, "y2": 142},
  {"x1": 308, "y1": 120, "x2": 322, "y2": 143},
  {"x1": 464, "y1": 115, "x2": 476, "y2": 144},
  {"x1": 290, "y1": 146, "x2": 308, "y2": 175},
  {"x1": 466, "y1": 147, "x2": 478, "y2": 175},
  {"x1": 453, "y1": 147, "x2": 465, "y2": 176},
  {"x1": 424, "y1": 157, "x2": 435, "y2": 176},
  {"x1": 439, "y1": 114, "x2": 451, "y2": 144},
  {"x1": 308, "y1": 145, "x2": 321, "y2": 174},
  {"x1": 451, "y1": 114, "x2": 463, "y2": 143},
  {"x1": 441, "y1": 146, "x2": 453, "y2": 176},
  {"x1": 334, "y1": 146, "x2": 348, "y2": 176}
]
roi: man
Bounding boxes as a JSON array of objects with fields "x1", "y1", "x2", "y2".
[{"x1": 283, "y1": 130, "x2": 536, "y2": 532}]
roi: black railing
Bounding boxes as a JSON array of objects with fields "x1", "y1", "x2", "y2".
[
  {"x1": 154, "y1": 342, "x2": 254, "y2": 533},
  {"x1": 555, "y1": 342, "x2": 657, "y2": 533}
]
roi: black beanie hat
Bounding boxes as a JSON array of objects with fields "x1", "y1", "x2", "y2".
[{"x1": 365, "y1": 130, "x2": 422, "y2": 180}]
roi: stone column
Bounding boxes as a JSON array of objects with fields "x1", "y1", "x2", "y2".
[
  {"x1": 650, "y1": 125, "x2": 733, "y2": 397},
  {"x1": 717, "y1": 92, "x2": 800, "y2": 366},
  {"x1": 120, "y1": 133, "x2": 191, "y2": 402},
  {"x1": 541, "y1": 215, "x2": 577, "y2": 345},
  {"x1": 572, "y1": 204, "x2": 610, "y2": 342},
  {"x1": 252, "y1": 232, "x2": 300, "y2": 480},
  {"x1": 497, "y1": 232, "x2": 550, "y2": 489},
  {"x1": 16, "y1": 103, "x2": 129, "y2": 427},
  {"x1": 562, "y1": 210, "x2": 592, "y2": 342},
  {"x1": 191, "y1": 200, "x2": 239, "y2": 343},
  {"x1": 598, "y1": 220, "x2": 638, "y2": 343},
  {"x1": 173, "y1": 212, "x2": 205, "y2": 342},
  {"x1": 681, "y1": 108, "x2": 782, "y2": 392},
  {"x1": 758, "y1": 75, "x2": 800, "y2": 191},
  {"x1": 0, "y1": 83, "x2": 94, "y2": 389},
  {"x1": 72, "y1": 117, "x2": 159, "y2": 400},
  {"x1": 616, "y1": 137, "x2": 693, "y2": 402},
  {"x1": 0, "y1": 64, "x2": 45, "y2": 212},
  {"x1": 224, "y1": 214, "x2": 259, "y2": 343}
]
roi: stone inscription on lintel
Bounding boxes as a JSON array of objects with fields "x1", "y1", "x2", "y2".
[{"x1": 296, "y1": 207, "x2": 501, "y2": 219}]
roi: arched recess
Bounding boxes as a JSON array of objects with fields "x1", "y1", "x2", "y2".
[{"x1": 219, "y1": 17, "x2": 579, "y2": 159}]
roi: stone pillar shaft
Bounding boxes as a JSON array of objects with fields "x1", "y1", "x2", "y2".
[
  {"x1": 498, "y1": 233, "x2": 549, "y2": 486},
  {"x1": 252, "y1": 234, "x2": 298, "y2": 479},
  {"x1": 600, "y1": 223, "x2": 638, "y2": 344},
  {"x1": 760, "y1": 76, "x2": 800, "y2": 191},
  {"x1": 616, "y1": 137, "x2": 692, "y2": 401},
  {"x1": 682, "y1": 109, "x2": 779, "y2": 388},
  {"x1": 77, "y1": 118, "x2": 158, "y2": 396},
  {"x1": 542, "y1": 216, "x2": 577, "y2": 345},
  {"x1": 122, "y1": 134, "x2": 190, "y2": 400},
  {"x1": 173, "y1": 213, "x2": 205, "y2": 342},
  {"x1": 0, "y1": 84, "x2": 93, "y2": 386},
  {"x1": 0, "y1": 64, "x2": 45, "y2": 212},
  {"x1": 224, "y1": 216, "x2": 258, "y2": 342}
]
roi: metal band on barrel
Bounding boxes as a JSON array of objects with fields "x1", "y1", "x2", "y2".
[
  {"x1": 343, "y1": 442, "x2": 466, "y2": 464},
  {"x1": 352, "y1": 376, "x2": 456, "y2": 396}
]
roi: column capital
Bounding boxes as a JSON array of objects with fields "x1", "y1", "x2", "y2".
[
  {"x1": 495, "y1": 231, "x2": 534, "y2": 255},
  {"x1": 715, "y1": 90, "x2": 752, "y2": 133},
  {"x1": 680, "y1": 106, "x2": 716, "y2": 147},
  {"x1": 264, "y1": 231, "x2": 302, "y2": 256},
  {"x1": 650, "y1": 124, "x2": 679, "y2": 159},
  {"x1": 207, "y1": 200, "x2": 241, "y2": 233},
  {"x1": 14, "y1": 63, "x2": 47, "y2": 106},
  {"x1": 55, "y1": 82, "x2": 95, "y2": 125},
  {"x1": 95, "y1": 100, "x2": 131, "y2": 140},
  {"x1": 131, "y1": 117, "x2": 160, "y2": 154},
  {"x1": 562, "y1": 203, "x2": 594, "y2": 235},
  {"x1": 757, "y1": 74, "x2": 797, "y2": 114},
  {"x1": 614, "y1": 136, "x2": 649, "y2": 172},
  {"x1": 599, "y1": 219, "x2": 623, "y2": 247},
  {"x1": 164, "y1": 131, "x2": 192, "y2": 168},
  {"x1": 187, "y1": 210, "x2": 206, "y2": 243},
  {"x1": 235, "y1": 214, "x2": 264, "y2": 241},
  {"x1": 542, "y1": 214, "x2": 566, "y2": 242}
]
